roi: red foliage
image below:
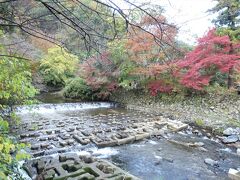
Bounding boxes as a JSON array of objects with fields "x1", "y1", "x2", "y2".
[
  {"x1": 148, "y1": 80, "x2": 173, "y2": 96},
  {"x1": 175, "y1": 29, "x2": 240, "y2": 90},
  {"x1": 79, "y1": 52, "x2": 119, "y2": 99}
]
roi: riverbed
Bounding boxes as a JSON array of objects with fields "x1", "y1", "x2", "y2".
[{"x1": 11, "y1": 95, "x2": 240, "y2": 180}]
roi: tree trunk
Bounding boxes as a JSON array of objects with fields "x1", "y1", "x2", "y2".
[
  {"x1": 227, "y1": 43, "x2": 234, "y2": 89},
  {"x1": 227, "y1": 68, "x2": 233, "y2": 89}
]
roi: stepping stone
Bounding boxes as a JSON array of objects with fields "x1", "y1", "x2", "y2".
[
  {"x1": 73, "y1": 135, "x2": 90, "y2": 145},
  {"x1": 222, "y1": 135, "x2": 239, "y2": 144},
  {"x1": 228, "y1": 168, "x2": 240, "y2": 180},
  {"x1": 31, "y1": 144, "x2": 40, "y2": 150}
]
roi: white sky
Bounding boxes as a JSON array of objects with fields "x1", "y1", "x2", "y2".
[{"x1": 112, "y1": 0, "x2": 218, "y2": 44}]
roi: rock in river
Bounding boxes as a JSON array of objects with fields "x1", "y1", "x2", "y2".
[
  {"x1": 223, "y1": 128, "x2": 238, "y2": 136},
  {"x1": 222, "y1": 135, "x2": 239, "y2": 144},
  {"x1": 204, "y1": 158, "x2": 218, "y2": 167}
]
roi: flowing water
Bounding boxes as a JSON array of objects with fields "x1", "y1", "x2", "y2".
[{"x1": 12, "y1": 93, "x2": 240, "y2": 180}]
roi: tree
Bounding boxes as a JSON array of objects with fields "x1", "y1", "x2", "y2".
[
  {"x1": 0, "y1": 31, "x2": 37, "y2": 108},
  {"x1": 39, "y1": 46, "x2": 78, "y2": 87},
  {"x1": 0, "y1": 30, "x2": 35, "y2": 178},
  {"x1": 175, "y1": 29, "x2": 240, "y2": 90},
  {"x1": 209, "y1": 0, "x2": 240, "y2": 88},
  {"x1": 210, "y1": 0, "x2": 240, "y2": 29},
  {"x1": 126, "y1": 15, "x2": 177, "y2": 63},
  {"x1": 79, "y1": 51, "x2": 118, "y2": 99}
]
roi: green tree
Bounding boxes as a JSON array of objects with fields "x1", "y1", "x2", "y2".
[
  {"x1": 39, "y1": 46, "x2": 79, "y2": 87},
  {"x1": 0, "y1": 32, "x2": 37, "y2": 109},
  {"x1": 0, "y1": 30, "x2": 35, "y2": 178},
  {"x1": 63, "y1": 77, "x2": 93, "y2": 100},
  {"x1": 210, "y1": 0, "x2": 240, "y2": 29}
]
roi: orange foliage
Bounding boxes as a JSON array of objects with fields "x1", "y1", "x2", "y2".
[
  {"x1": 29, "y1": 35, "x2": 55, "y2": 53},
  {"x1": 126, "y1": 15, "x2": 177, "y2": 63}
]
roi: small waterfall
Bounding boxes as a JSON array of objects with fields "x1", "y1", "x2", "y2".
[{"x1": 15, "y1": 102, "x2": 117, "y2": 114}]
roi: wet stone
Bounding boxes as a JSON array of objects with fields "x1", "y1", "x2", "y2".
[
  {"x1": 81, "y1": 131, "x2": 91, "y2": 136},
  {"x1": 80, "y1": 155, "x2": 94, "y2": 163},
  {"x1": 66, "y1": 128, "x2": 72, "y2": 132},
  {"x1": 204, "y1": 158, "x2": 218, "y2": 167},
  {"x1": 46, "y1": 130, "x2": 53, "y2": 134},
  {"x1": 68, "y1": 139, "x2": 75, "y2": 145},
  {"x1": 94, "y1": 140, "x2": 118, "y2": 148},
  {"x1": 223, "y1": 128, "x2": 238, "y2": 136},
  {"x1": 59, "y1": 133, "x2": 71, "y2": 140},
  {"x1": 40, "y1": 143, "x2": 49, "y2": 149},
  {"x1": 31, "y1": 144, "x2": 40, "y2": 150},
  {"x1": 228, "y1": 168, "x2": 240, "y2": 180},
  {"x1": 237, "y1": 149, "x2": 240, "y2": 156},
  {"x1": 69, "y1": 127, "x2": 75, "y2": 131},
  {"x1": 60, "y1": 141, "x2": 68, "y2": 147},
  {"x1": 97, "y1": 163, "x2": 115, "y2": 174},
  {"x1": 73, "y1": 135, "x2": 90, "y2": 145},
  {"x1": 57, "y1": 124, "x2": 65, "y2": 127},
  {"x1": 32, "y1": 151, "x2": 45, "y2": 157},
  {"x1": 104, "y1": 128, "x2": 112, "y2": 132},
  {"x1": 20, "y1": 134, "x2": 28, "y2": 139},
  {"x1": 222, "y1": 135, "x2": 239, "y2": 144},
  {"x1": 28, "y1": 127, "x2": 36, "y2": 131},
  {"x1": 43, "y1": 169, "x2": 55, "y2": 180},
  {"x1": 39, "y1": 136, "x2": 48, "y2": 141},
  {"x1": 55, "y1": 129, "x2": 61, "y2": 133}
]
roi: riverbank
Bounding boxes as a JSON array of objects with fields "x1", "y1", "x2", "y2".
[{"x1": 110, "y1": 89, "x2": 240, "y2": 134}]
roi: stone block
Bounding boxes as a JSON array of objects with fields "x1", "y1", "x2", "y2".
[
  {"x1": 228, "y1": 168, "x2": 240, "y2": 180},
  {"x1": 135, "y1": 133, "x2": 150, "y2": 141},
  {"x1": 117, "y1": 136, "x2": 135, "y2": 145}
]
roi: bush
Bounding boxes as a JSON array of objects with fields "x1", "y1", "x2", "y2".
[
  {"x1": 39, "y1": 46, "x2": 78, "y2": 87},
  {"x1": 0, "y1": 118, "x2": 30, "y2": 179},
  {"x1": 63, "y1": 78, "x2": 93, "y2": 100}
]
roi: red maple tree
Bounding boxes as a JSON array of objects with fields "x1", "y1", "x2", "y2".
[{"x1": 175, "y1": 29, "x2": 240, "y2": 90}]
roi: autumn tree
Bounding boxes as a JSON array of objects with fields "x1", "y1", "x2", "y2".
[
  {"x1": 175, "y1": 29, "x2": 240, "y2": 90},
  {"x1": 209, "y1": 0, "x2": 240, "y2": 88},
  {"x1": 78, "y1": 52, "x2": 119, "y2": 99},
  {"x1": 126, "y1": 15, "x2": 177, "y2": 64}
]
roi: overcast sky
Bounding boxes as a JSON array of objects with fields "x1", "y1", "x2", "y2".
[{"x1": 112, "y1": 0, "x2": 217, "y2": 44}]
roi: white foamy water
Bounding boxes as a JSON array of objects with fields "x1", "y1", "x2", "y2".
[
  {"x1": 90, "y1": 147, "x2": 119, "y2": 158},
  {"x1": 15, "y1": 102, "x2": 115, "y2": 114},
  {"x1": 148, "y1": 140, "x2": 158, "y2": 145}
]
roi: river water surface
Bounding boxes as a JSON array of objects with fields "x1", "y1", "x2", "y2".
[{"x1": 13, "y1": 93, "x2": 240, "y2": 180}]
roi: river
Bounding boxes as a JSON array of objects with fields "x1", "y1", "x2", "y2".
[{"x1": 11, "y1": 93, "x2": 240, "y2": 180}]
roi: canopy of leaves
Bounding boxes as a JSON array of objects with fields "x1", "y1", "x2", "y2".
[
  {"x1": 175, "y1": 29, "x2": 240, "y2": 90},
  {"x1": 210, "y1": 0, "x2": 240, "y2": 29},
  {"x1": 63, "y1": 77, "x2": 93, "y2": 100},
  {"x1": 39, "y1": 46, "x2": 79, "y2": 87},
  {"x1": 0, "y1": 32, "x2": 37, "y2": 108}
]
